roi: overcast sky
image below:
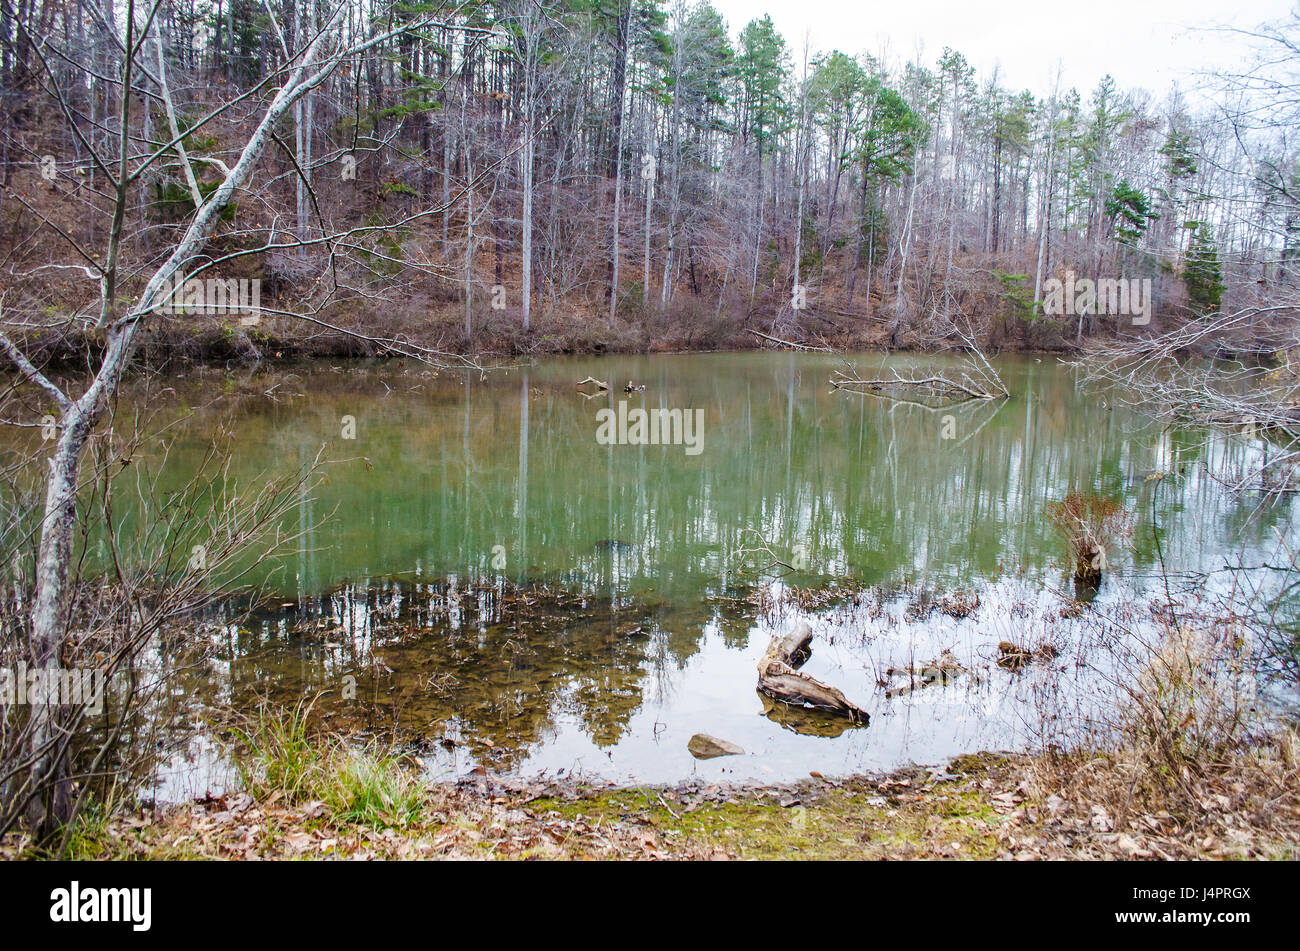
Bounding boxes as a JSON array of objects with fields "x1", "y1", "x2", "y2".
[{"x1": 710, "y1": 0, "x2": 1296, "y2": 99}]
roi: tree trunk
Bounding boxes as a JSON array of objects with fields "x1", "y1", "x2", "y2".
[{"x1": 757, "y1": 622, "x2": 869, "y2": 723}]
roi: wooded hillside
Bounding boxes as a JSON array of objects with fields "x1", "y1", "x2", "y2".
[{"x1": 0, "y1": 0, "x2": 1292, "y2": 355}]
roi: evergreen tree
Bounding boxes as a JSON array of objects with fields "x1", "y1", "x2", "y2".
[{"x1": 1184, "y1": 222, "x2": 1223, "y2": 315}]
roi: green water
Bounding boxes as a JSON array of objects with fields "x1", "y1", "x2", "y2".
[
  {"x1": 31, "y1": 351, "x2": 1298, "y2": 793},
  {"x1": 121, "y1": 351, "x2": 1287, "y2": 597}
]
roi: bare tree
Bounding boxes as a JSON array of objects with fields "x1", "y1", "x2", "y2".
[{"x1": 0, "y1": 0, "x2": 490, "y2": 833}]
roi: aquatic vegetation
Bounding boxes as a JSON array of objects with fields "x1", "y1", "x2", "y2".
[{"x1": 1046, "y1": 492, "x2": 1134, "y2": 585}]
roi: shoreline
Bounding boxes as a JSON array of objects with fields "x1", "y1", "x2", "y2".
[
  {"x1": 9, "y1": 309, "x2": 1089, "y2": 373},
  {"x1": 13, "y1": 742, "x2": 1296, "y2": 860}
]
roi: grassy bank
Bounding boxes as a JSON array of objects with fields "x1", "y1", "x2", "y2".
[{"x1": 8, "y1": 733, "x2": 1298, "y2": 861}]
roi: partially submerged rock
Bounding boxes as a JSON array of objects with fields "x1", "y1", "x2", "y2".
[
  {"x1": 688, "y1": 733, "x2": 745, "y2": 759},
  {"x1": 757, "y1": 621, "x2": 869, "y2": 724}
]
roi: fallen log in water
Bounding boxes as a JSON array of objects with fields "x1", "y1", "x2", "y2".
[
  {"x1": 757, "y1": 621, "x2": 869, "y2": 724},
  {"x1": 884, "y1": 650, "x2": 971, "y2": 698}
]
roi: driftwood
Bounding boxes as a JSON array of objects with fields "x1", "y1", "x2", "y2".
[
  {"x1": 746, "y1": 329, "x2": 835, "y2": 352},
  {"x1": 830, "y1": 323, "x2": 1010, "y2": 404},
  {"x1": 830, "y1": 367, "x2": 1000, "y2": 402},
  {"x1": 884, "y1": 650, "x2": 970, "y2": 698},
  {"x1": 575, "y1": 376, "x2": 608, "y2": 390},
  {"x1": 757, "y1": 621, "x2": 869, "y2": 724}
]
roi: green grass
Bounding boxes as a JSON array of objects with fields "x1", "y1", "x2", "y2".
[
  {"x1": 230, "y1": 704, "x2": 424, "y2": 829},
  {"x1": 230, "y1": 702, "x2": 324, "y2": 802},
  {"x1": 325, "y1": 751, "x2": 425, "y2": 827}
]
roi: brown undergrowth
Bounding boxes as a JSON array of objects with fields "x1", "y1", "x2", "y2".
[{"x1": 6, "y1": 733, "x2": 1295, "y2": 860}]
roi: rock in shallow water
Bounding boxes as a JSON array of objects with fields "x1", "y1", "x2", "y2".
[{"x1": 688, "y1": 733, "x2": 745, "y2": 759}]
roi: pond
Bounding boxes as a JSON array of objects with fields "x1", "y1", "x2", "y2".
[{"x1": 49, "y1": 351, "x2": 1300, "y2": 797}]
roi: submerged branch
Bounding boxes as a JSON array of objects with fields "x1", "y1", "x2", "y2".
[{"x1": 830, "y1": 366, "x2": 1003, "y2": 403}]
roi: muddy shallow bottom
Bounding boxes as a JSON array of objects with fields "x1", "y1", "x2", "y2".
[{"x1": 143, "y1": 568, "x2": 1207, "y2": 802}]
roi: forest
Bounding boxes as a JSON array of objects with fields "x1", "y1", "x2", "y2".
[{"x1": 1, "y1": 0, "x2": 1284, "y2": 358}]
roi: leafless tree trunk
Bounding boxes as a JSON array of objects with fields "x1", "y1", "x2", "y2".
[{"x1": 1, "y1": 3, "x2": 483, "y2": 833}]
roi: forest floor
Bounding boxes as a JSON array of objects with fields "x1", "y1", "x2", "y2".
[{"x1": 13, "y1": 742, "x2": 1299, "y2": 861}]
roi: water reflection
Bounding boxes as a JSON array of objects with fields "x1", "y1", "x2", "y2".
[
  {"x1": 180, "y1": 580, "x2": 746, "y2": 781},
  {"x1": 40, "y1": 353, "x2": 1300, "y2": 792},
  {"x1": 108, "y1": 353, "x2": 1294, "y2": 605}
]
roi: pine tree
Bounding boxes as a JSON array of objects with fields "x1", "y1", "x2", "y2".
[{"x1": 1184, "y1": 222, "x2": 1223, "y2": 315}]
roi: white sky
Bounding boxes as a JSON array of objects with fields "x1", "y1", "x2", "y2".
[{"x1": 711, "y1": 0, "x2": 1297, "y2": 99}]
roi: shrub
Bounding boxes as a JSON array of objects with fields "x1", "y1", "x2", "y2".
[{"x1": 1046, "y1": 492, "x2": 1133, "y2": 580}]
